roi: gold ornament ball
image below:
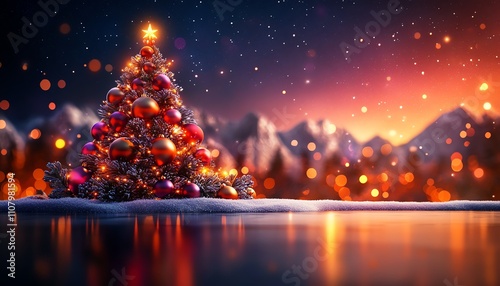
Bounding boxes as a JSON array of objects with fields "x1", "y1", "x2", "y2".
[
  {"x1": 151, "y1": 138, "x2": 177, "y2": 166},
  {"x1": 109, "y1": 138, "x2": 135, "y2": 161},
  {"x1": 217, "y1": 185, "x2": 239, "y2": 200},
  {"x1": 132, "y1": 97, "x2": 160, "y2": 120},
  {"x1": 247, "y1": 188, "x2": 256, "y2": 198}
]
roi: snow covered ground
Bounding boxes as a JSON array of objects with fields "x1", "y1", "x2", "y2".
[{"x1": 2, "y1": 197, "x2": 500, "y2": 214}]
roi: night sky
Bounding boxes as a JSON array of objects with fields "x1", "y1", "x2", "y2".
[{"x1": 1, "y1": 0, "x2": 499, "y2": 145}]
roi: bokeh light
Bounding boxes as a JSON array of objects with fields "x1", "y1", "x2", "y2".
[
  {"x1": 40, "y1": 79, "x2": 51, "y2": 91},
  {"x1": 307, "y1": 142, "x2": 316, "y2": 151},
  {"x1": 263, "y1": 178, "x2": 275, "y2": 189},
  {"x1": 30, "y1": 129, "x2": 41, "y2": 139},
  {"x1": 335, "y1": 175, "x2": 347, "y2": 187},
  {"x1": 55, "y1": 139, "x2": 66, "y2": 149},
  {"x1": 306, "y1": 168, "x2": 317, "y2": 179},
  {"x1": 59, "y1": 23, "x2": 71, "y2": 34},
  {"x1": 57, "y1": 80, "x2": 66, "y2": 89},
  {"x1": 88, "y1": 59, "x2": 102, "y2": 72},
  {"x1": 0, "y1": 100, "x2": 10, "y2": 110}
]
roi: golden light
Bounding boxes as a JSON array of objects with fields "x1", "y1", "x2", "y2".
[
  {"x1": 241, "y1": 166, "x2": 249, "y2": 174},
  {"x1": 371, "y1": 188, "x2": 380, "y2": 197},
  {"x1": 211, "y1": 149, "x2": 220, "y2": 158},
  {"x1": 483, "y1": 102, "x2": 492, "y2": 111},
  {"x1": 359, "y1": 175, "x2": 368, "y2": 184},
  {"x1": 290, "y1": 139, "x2": 298, "y2": 146},
  {"x1": 306, "y1": 168, "x2": 317, "y2": 179},
  {"x1": 438, "y1": 190, "x2": 451, "y2": 202},
  {"x1": 474, "y1": 168, "x2": 484, "y2": 179},
  {"x1": 404, "y1": 172, "x2": 414, "y2": 183},
  {"x1": 0, "y1": 120, "x2": 6, "y2": 130},
  {"x1": 459, "y1": 130, "x2": 467, "y2": 138},
  {"x1": 443, "y1": 36, "x2": 451, "y2": 43},
  {"x1": 55, "y1": 139, "x2": 66, "y2": 149},
  {"x1": 143, "y1": 24, "x2": 158, "y2": 42},
  {"x1": 479, "y1": 82, "x2": 488, "y2": 91},
  {"x1": 325, "y1": 123, "x2": 336, "y2": 134},
  {"x1": 485, "y1": 132, "x2": 491, "y2": 139},
  {"x1": 229, "y1": 169, "x2": 238, "y2": 176},
  {"x1": 422, "y1": 94, "x2": 427, "y2": 99},
  {"x1": 451, "y1": 158, "x2": 463, "y2": 172},
  {"x1": 361, "y1": 106, "x2": 368, "y2": 113},
  {"x1": 307, "y1": 142, "x2": 316, "y2": 151},
  {"x1": 335, "y1": 174, "x2": 347, "y2": 187},
  {"x1": 382, "y1": 191, "x2": 389, "y2": 198},
  {"x1": 378, "y1": 173, "x2": 389, "y2": 182}
]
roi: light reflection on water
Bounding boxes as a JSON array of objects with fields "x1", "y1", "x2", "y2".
[{"x1": 2, "y1": 211, "x2": 500, "y2": 286}]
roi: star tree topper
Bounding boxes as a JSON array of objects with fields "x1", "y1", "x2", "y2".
[{"x1": 142, "y1": 24, "x2": 158, "y2": 45}]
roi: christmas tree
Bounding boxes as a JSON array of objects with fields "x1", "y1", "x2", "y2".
[{"x1": 43, "y1": 24, "x2": 255, "y2": 202}]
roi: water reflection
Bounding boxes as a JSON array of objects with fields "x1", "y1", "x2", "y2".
[{"x1": 2, "y1": 211, "x2": 499, "y2": 286}]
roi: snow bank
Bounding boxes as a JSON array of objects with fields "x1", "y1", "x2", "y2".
[{"x1": 1, "y1": 198, "x2": 500, "y2": 214}]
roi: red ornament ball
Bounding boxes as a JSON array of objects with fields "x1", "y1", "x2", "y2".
[
  {"x1": 183, "y1": 124, "x2": 204, "y2": 144},
  {"x1": 181, "y1": 182, "x2": 201, "y2": 198},
  {"x1": 151, "y1": 138, "x2": 177, "y2": 166},
  {"x1": 143, "y1": 62, "x2": 156, "y2": 74},
  {"x1": 152, "y1": 74, "x2": 172, "y2": 91},
  {"x1": 194, "y1": 148, "x2": 212, "y2": 165},
  {"x1": 109, "y1": 138, "x2": 135, "y2": 161},
  {"x1": 68, "y1": 166, "x2": 91, "y2": 194},
  {"x1": 163, "y1": 109, "x2": 182, "y2": 125},
  {"x1": 132, "y1": 97, "x2": 160, "y2": 120},
  {"x1": 109, "y1": 111, "x2": 128, "y2": 132},
  {"x1": 91, "y1": 122, "x2": 109, "y2": 141},
  {"x1": 131, "y1": 78, "x2": 145, "y2": 90},
  {"x1": 140, "y1": 46, "x2": 154, "y2": 59},
  {"x1": 81, "y1": 142, "x2": 99, "y2": 155},
  {"x1": 217, "y1": 185, "x2": 239, "y2": 200},
  {"x1": 153, "y1": 179, "x2": 175, "y2": 198},
  {"x1": 106, "y1": 87, "x2": 125, "y2": 104}
]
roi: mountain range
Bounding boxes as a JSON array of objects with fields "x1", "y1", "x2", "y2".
[{"x1": 1, "y1": 104, "x2": 499, "y2": 201}]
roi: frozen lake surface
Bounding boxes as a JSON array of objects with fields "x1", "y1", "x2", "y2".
[{"x1": 1, "y1": 209, "x2": 499, "y2": 285}]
